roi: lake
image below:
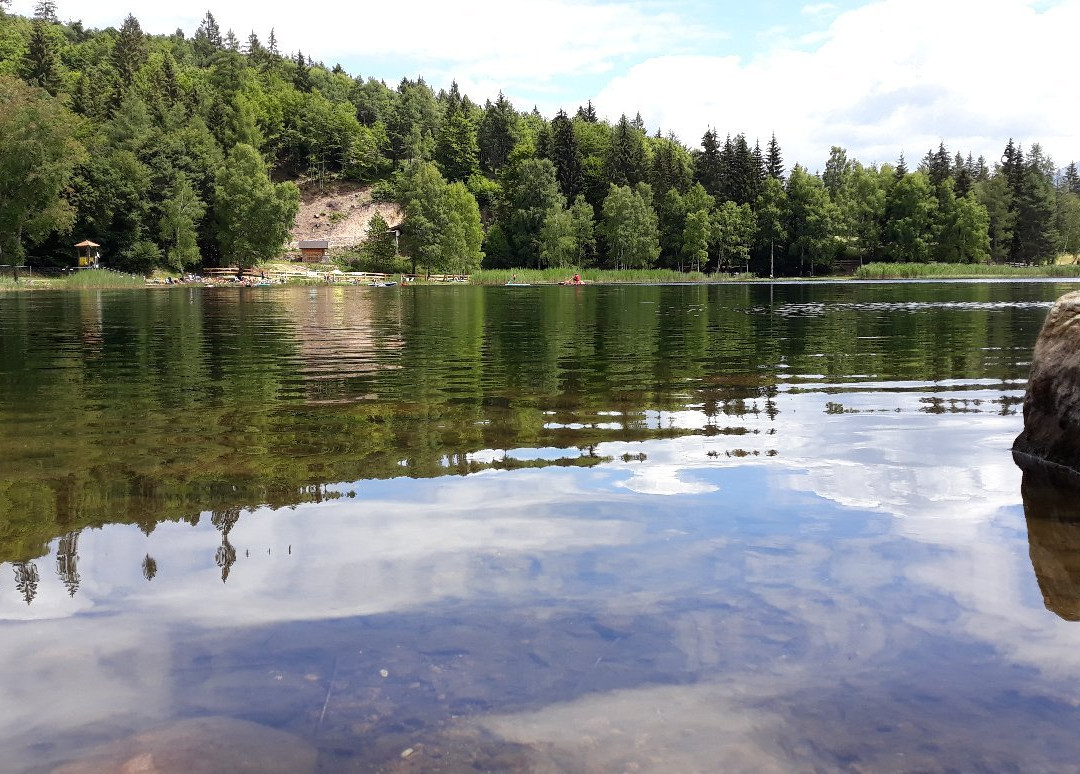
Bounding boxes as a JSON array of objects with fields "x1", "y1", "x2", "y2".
[{"x1": 3, "y1": 281, "x2": 1080, "y2": 772}]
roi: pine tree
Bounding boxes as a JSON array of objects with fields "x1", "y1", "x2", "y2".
[
  {"x1": 1012, "y1": 144, "x2": 1059, "y2": 263},
  {"x1": 605, "y1": 114, "x2": 646, "y2": 187},
  {"x1": 765, "y1": 133, "x2": 784, "y2": 180},
  {"x1": 193, "y1": 11, "x2": 222, "y2": 65},
  {"x1": 752, "y1": 140, "x2": 765, "y2": 191},
  {"x1": 550, "y1": 109, "x2": 583, "y2": 200},
  {"x1": 267, "y1": 28, "x2": 279, "y2": 57},
  {"x1": 112, "y1": 14, "x2": 148, "y2": 90},
  {"x1": 293, "y1": 49, "x2": 312, "y2": 92},
  {"x1": 478, "y1": 91, "x2": 518, "y2": 173},
  {"x1": 954, "y1": 152, "x2": 973, "y2": 196},
  {"x1": 923, "y1": 141, "x2": 951, "y2": 187},
  {"x1": 576, "y1": 100, "x2": 597, "y2": 123},
  {"x1": 695, "y1": 128, "x2": 723, "y2": 197},
  {"x1": 435, "y1": 108, "x2": 479, "y2": 182},
  {"x1": 1065, "y1": 162, "x2": 1080, "y2": 195},
  {"x1": 33, "y1": 0, "x2": 57, "y2": 23},
  {"x1": 20, "y1": 20, "x2": 62, "y2": 95},
  {"x1": 895, "y1": 152, "x2": 908, "y2": 179}
]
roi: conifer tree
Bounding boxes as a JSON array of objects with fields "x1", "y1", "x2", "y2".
[
  {"x1": 765, "y1": 133, "x2": 784, "y2": 180},
  {"x1": 476, "y1": 92, "x2": 517, "y2": 174},
  {"x1": 894, "y1": 152, "x2": 908, "y2": 179},
  {"x1": 292, "y1": 50, "x2": 311, "y2": 91},
  {"x1": 112, "y1": 14, "x2": 148, "y2": 90},
  {"x1": 695, "y1": 128, "x2": 722, "y2": 197},
  {"x1": 1065, "y1": 162, "x2": 1080, "y2": 196},
  {"x1": 576, "y1": 100, "x2": 598, "y2": 123},
  {"x1": 20, "y1": 21, "x2": 62, "y2": 95},
  {"x1": 435, "y1": 106, "x2": 479, "y2": 182},
  {"x1": 606, "y1": 114, "x2": 646, "y2": 187},
  {"x1": 550, "y1": 109, "x2": 583, "y2": 200},
  {"x1": 193, "y1": 11, "x2": 222, "y2": 65},
  {"x1": 33, "y1": 0, "x2": 57, "y2": 23}
]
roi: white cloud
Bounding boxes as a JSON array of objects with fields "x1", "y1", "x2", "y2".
[
  {"x1": 802, "y1": 2, "x2": 839, "y2": 15},
  {"x1": 9, "y1": 0, "x2": 700, "y2": 103},
  {"x1": 595, "y1": 0, "x2": 1080, "y2": 169}
]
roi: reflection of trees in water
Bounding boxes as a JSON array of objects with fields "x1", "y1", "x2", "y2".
[
  {"x1": 142, "y1": 554, "x2": 158, "y2": 581},
  {"x1": 212, "y1": 507, "x2": 242, "y2": 583},
  {"x1": 55, "y1": 531, "x2": 80, "y2": 596},
  {"x1": 14, "y1": 561, "x2": 39, "y2": 605},
  {"x1": 2, "y1": 285, "x2": 1046, "y2": 576}
]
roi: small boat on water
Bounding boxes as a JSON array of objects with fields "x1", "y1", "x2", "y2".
[
  {"x1": 370, "y1": 281, "x2": 397, "y2": 287},
  {"x1": 505, "y1": 282, "x2": 531, "y2": 286}
]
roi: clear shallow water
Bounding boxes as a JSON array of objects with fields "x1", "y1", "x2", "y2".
[{"x1": 2, "y1": 282, "x2": 1080, "y2": 771}]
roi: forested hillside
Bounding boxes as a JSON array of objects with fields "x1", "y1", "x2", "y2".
[{"x1": 1, "y1": 2, "x2": 1078, "y2": 275}]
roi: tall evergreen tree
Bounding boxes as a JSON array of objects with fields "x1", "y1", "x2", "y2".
[
  {"x1": 33, "y1": 0, "x2": 57, "y2": 23},
  {"x1": 1012, "y1": 144, "x2": 1059, "y2": 263},
  {"x1": 550, "y1": 109, "x2": 583, "y2": 200},
  {"x1": 478, "y1": 92, "x2": 518, "y2": 173},
  {"x1": 1065, "y1": 162, "x2": 1080, "y2": 195},
  {"x1": 576, "y1": 100, "x2": 597, "y2": 123},
  {"x1": 293, "y1": 50, "x2": 312, "y2": 92},
  {"x1": 765, "y1": 133, "x2": 784, "y2": 181},
  {"x1": 193, "y1": 11, "x2": 222, "y2": 65},
  {"x1": 605, "y1": 113, "x2": 647, "y2": 187},
  {"x1": 435, "y1": 105, "x2": 479, "y2": 182},
  {"x1": 111, "y1": 14, "x2": 148, "y2": 91},
  {"x1": 19, "y1": 21, "x2": 62, "y2": 95},
  {"x1": 695, "y1": 128, "x2": 723, "y2": 197}
]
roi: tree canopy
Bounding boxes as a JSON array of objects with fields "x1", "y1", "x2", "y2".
[{"x1": 0, "y1": 8, "x2": 1073, "y2": 274}]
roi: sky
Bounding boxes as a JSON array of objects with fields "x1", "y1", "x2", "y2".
[{"x1": 9, "y1": 0, "x2": 1080, "y2": 170}]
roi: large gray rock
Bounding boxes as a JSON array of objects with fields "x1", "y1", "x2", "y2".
[{"x1": 1013, "y1": 290, "x2": 1080, "y2": 474}]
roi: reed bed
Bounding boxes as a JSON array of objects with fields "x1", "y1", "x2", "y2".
[
  {"x1": 58, "y1": 269, "x2": 147, "y2": 288},
  {"x1": 470, "y1": 268, "x2": 716, "y2": 285},
  {"x1": 853, "y1": 262, "x2": 1080, "y2": 279}
]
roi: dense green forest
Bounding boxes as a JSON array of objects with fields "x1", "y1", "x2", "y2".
[{"x1": 1, "y1": 2, "x2": 1078, "y2": 275}]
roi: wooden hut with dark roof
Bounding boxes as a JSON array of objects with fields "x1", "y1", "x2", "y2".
[{"x1": 298, "y1": 239, "x2": 329, "y2": 263}]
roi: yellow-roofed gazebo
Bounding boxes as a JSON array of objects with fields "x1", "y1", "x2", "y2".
[{"x1": 75, "y1": 240, "x2": 100, "y2": 268}]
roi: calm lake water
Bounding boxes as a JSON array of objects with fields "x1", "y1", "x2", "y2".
[{"x1": 3, "y1": 281, "x2": 1080, "y2": 772}]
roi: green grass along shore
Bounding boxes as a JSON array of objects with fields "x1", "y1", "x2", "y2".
[{"x1": 4, "y1": 261, "x2": 1080, "y2": 290}]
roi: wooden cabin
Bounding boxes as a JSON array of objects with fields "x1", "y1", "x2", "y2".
[
  {"x1": 74, "y1": 240, "x2": 101, "y2": 268},
  {"x1": 298, "y1": 239, "x2": 329, "y2": 263}
]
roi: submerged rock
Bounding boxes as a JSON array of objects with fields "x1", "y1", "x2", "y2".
[
  {"x1": 52, "y1": 716, "x2": 317, "y2": 774},
  {"x1": 1013, "y1": 290, "x2": 1080, "y2": 474}
]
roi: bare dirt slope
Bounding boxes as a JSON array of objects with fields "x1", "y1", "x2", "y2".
[{"x1": 289, "y1": 182, "x2": 404, "y2": 250}]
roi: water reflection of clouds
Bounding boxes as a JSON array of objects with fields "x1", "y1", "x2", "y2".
[
  {"x1": 0, "y1": 472, "x2": 643, "y2": 626},
  {"x1": 8, "y1": 379, "x2": 1080, "y2": 769}
]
